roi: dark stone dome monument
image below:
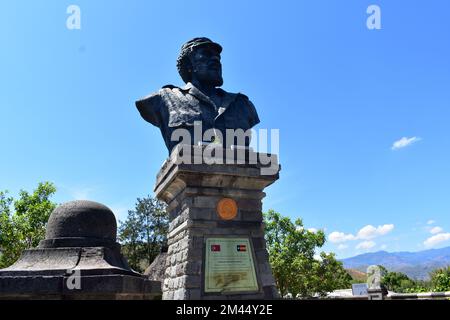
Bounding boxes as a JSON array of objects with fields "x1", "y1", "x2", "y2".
[
  {"x1": 40, "y1": 200, "x2": 118, "y2": 249},
  {"x1": 0, "y1": 200, "x2": 161, "y2": 300}
]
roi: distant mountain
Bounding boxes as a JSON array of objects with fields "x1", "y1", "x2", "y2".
[
  {"x1": 346, "y1": 268, "x2": 367, "y2": 282},
  {"x1": 340, "y1": 246, "x2": 450, "y2": 280}
]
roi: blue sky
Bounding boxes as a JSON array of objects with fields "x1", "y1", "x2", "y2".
[{"x1": 1, "y1": 0, "x2": 449, "y2": 258}]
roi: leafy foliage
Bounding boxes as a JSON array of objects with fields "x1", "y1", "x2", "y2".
[
  {"x1": 264, "y1": 209, "x2": 351, "y2": 298},
  {"x1": 402, "y1": 283, "x2": 430, "y2": 293},
  {"x1": 382, "y1": 271, "x2": 416, "y2": 293},
  {"x1": 0, "y1": 182, "x2": 57, "y2": 268},
  {"x1": 430, "y1": 266, "x2": 450, "y2": 292},
  {"x1": 379, "y1": 267, "x2": 433, "y2": 293},
  {"x1": 118, "y1": 196, "x2": 169, "y2": 273}
]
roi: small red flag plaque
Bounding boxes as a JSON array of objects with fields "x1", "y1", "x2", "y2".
[{"x1": 211, "y1": 244, "x2": 221, "y2": 252}]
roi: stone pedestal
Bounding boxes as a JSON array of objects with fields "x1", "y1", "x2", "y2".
[
  {"x1": 155, "y1": 145, "x2": 280, "y2": 300},
  {"x1": 367, "y1": 288, "x2": 386, "y2": 300}
]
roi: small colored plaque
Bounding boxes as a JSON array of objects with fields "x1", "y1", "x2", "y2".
[
  {"x1": 216, "y1": 198, "x2": 238, "y2": 220},
  {"x1": 204, "y1": 238, "x2": 258, "y2": 293}
]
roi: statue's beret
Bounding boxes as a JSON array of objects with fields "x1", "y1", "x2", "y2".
[
  {"x1": 180, "y1": 37, "x2": 222, "y2": 55},
  {"x1": 177, "y1": 37, "x2": 222, "y2": 83}
]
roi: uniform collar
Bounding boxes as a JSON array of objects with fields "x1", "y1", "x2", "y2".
[
  {"x1": 183, "y1": 82, "x2": 215, "y2": 107},
  {"x1": 183, "y1": 82, "x2": 237, "y2": 113}
]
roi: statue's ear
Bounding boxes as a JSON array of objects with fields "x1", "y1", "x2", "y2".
[{"x1": 180, "y1": 55, "x2": 194, "y2": 83}]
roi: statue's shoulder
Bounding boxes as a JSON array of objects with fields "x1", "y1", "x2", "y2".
[
  {"x1": 161, "y1": 84, "x2": 185, "y2": 93},
  {"x1": 236, "y1": 92, "x2": 250, "y2": 101},
  {"x1": 234, "y1": 92, "x2": 260, "y2": 125},
  {"x1": 136, "y1": 87, "x2": 166, "y2": 104},
  {"x1": 235, "y1": 92, "x2": 255, "y2": 108},
  {"x1": 135, "y1": 87, "x2": 172, "y2": 127},
  {"x1": 135, "y1": 84, "x2": 173, "y2": 109},
  {"x1": 158, "y1": 84, "x2": 188, "y2": 100},
  {"x1": 161, "y1": 84, "x2": 178, "y2": 90},
  {"x1": 217, "y1": 88, "x2": 250, "y2": 104}
]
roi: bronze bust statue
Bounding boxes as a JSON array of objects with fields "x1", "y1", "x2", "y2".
[{"x1": 135, "y1": 37, "x2": 260, "y2": 153}]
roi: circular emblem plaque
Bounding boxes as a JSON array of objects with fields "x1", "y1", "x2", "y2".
[{"x1": 216, "y1": 198, "x2": 238, "y2": 220}]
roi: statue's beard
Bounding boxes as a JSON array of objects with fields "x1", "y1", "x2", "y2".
[
  {"x1": 193, "y1": 70, "x2": 223, "y2": 87},
  {"x1": 202, "y1": 72, "x2": 223, "y2": 87},
  {"x1": 212, "y1": 75, "x2": 223, "y2": 87}
]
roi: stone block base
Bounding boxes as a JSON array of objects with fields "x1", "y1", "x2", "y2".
[{"x1": 155, "y1": 146, "x2": 280, "y2": 300}]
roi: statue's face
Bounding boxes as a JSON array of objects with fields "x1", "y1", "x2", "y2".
[{"x1": 189, "y1": 46, "x2": 223, "y2": 87}]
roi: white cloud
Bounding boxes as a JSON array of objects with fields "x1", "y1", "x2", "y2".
[
  {"x1": 313, "y1": 254, "x2": 322, "y2": 261},
  {"x1": 427, "y1": 220, "x2": 436, "y2": 225},
  {"x1": 430, "y1": 226, "x2": 444, "y2": 235},
  {"x1": 424, "y1": 233, "x2": 450, "y2": 248},
  {"x1": 357, "y1": 224, "x2": 394, "y2": 240},
  {"x1": 391, "y1": 136, "x2": 421, "y2": 150},
  {"x1": 329, "y1": 232, "x2": 356, "y2": 243},
  {"x1": 337, "y1": 244, "x2": 348, "y2": 250},
  {"x1": 356, "y1": 241, "x2": 376, "y2": 250},
  {"x1": 380, "y1": 244, "x2": 388, "y2": 250},
  {"x1": 329, "y1": 224, "x2": 394, "y2": 246}
]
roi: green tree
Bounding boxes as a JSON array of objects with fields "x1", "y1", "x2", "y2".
[
  {"x1": 403, "y1": 283, "x2": 429, "y2": 293},
  {"x1": 382, "y1": 271, "x2": 416, "y2": 293},
  {"x1": 264, "y1": 209, "x2": 351, "y2": 298},
  {"x1": 378, "y1": 265, "x2": 388, "y2": 275},
  {"x1": 0, "y1": 182, "x2": 57, "y2": 268},
  {"x1": 430, "y1": 266, "x2": 450, "y2": 292},
  {"x1": 379, "y1": 267, "x2": 430, "y2": 293},
  {"x1": 118, "y1": 196, "x2": 169, "y2": 273}
]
